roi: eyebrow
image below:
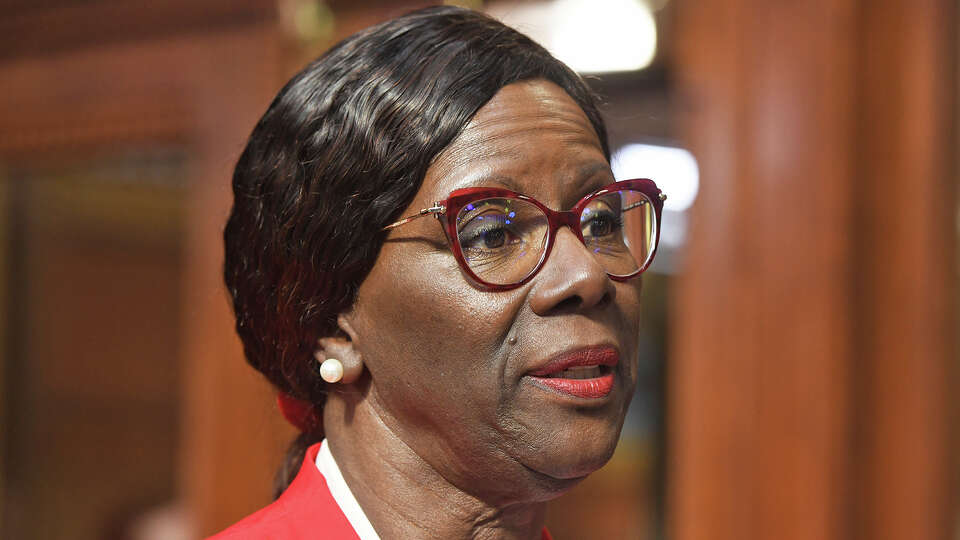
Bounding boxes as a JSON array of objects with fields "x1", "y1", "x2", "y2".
[
  {"x1": 446, "y1": 162, "x2": 613, "y2": 200},
  {"x1": 568, "y1": 162, "x2": 614, "y2": 193},
  {"x1": 448, "y1": 173, "x2": 525, "y2": 194}
]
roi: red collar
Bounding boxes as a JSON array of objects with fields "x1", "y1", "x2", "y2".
[
  {"x1": 209, "y1": 443, "x2": 358, "y2": 539},
  {"x1": 210, "y1": 443, "x2": 553, "y2": 539}
]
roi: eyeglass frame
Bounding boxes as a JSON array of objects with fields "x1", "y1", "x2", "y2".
[{"x1": 382, "y1": 178, "x2": 667, "y2": 291}]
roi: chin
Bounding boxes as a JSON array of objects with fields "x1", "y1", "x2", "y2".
[
  {"x1": 522, "y1": 415, "x2": 624, "y2": 486},
  {"x1": 499, "y1": 375, "x2": 635, "y2": 500},
  {"x1": 552, "y1": 432, "x2": 620, "y2": 479},
  {"x1": 514, "y1": 432, "x2": 620, "y2": 503}
]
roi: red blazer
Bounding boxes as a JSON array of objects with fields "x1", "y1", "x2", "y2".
[{"x1": 209, "y1": 443, "x2": 553, "y2": 539}]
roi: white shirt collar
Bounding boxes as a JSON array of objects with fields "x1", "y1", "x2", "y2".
[{"x1": 316, "y1": 439, "x2": 381, "y2": 540}]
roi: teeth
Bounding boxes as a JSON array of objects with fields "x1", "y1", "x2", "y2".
[{"x1": 547, "y1": 366, "x2": 602, "y2": 379}]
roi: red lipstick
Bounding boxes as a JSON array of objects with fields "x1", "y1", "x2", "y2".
[{"x1": 526, "y1": 346, "x2": 619, "y2": 399}]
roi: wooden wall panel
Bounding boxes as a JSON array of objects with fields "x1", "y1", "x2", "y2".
[
  {"x1": 669, "y1": 0, "x2": 956, "y2": 539},
  {"x1": 0, "y1": 17, "x2": 297, "y2": 538},
  {"x1": 169, "y1": 26, "x2": 301, "y2": 537},
  {"x1": 854, "y1": 1, "x2": 956, "y2": 538},
  {"x1": 5, "y1": 169, "x2": 185, "y2": 540},
  {"x1": 669, "y1": 2, "x2": 856, "y2": 539}
]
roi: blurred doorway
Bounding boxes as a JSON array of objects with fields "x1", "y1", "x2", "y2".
[{"x1": 1, "y1": 150, "x2": 186, "y2": 539}]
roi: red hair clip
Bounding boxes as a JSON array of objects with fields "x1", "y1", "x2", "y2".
[{"x1": 276, "y1": 392, "x2": 322, "y2": 433}]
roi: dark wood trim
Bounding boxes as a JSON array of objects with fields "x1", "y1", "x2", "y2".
[{"x1": 0, "y1": 0, "x2": 276, "y2": 60}]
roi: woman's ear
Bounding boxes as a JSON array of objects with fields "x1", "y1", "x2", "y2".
[
  {"x1": 314, "y1": 314, "x2": 364, "y2": 385},
  {"x1": 336, "y1": 312, "x2": 361, "y2": 344},
  {"x1": 315, "y1": 336, "x2": 363, "y2": 384}
]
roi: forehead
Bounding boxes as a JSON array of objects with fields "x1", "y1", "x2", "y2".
[{"x1": 425, "y1": 79, "x2": 608, "y2": 201}]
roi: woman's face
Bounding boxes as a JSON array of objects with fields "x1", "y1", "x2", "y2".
[{"x1": 343, "y1": 79, "x2": 642, "y2": 503}]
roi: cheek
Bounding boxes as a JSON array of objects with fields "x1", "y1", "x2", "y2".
[
  {"x1": 614, "y1": 279, "x2": 644, "y2": 381},
  {"x1": 349, "y1": 242, "x2": 523, "y2": 423},
  {"x1": 618, "y1": 278, "x2": 643, "y2": 320}
]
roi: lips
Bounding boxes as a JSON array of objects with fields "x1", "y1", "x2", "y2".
[{"x1": 525, "y1": 346, "x2": 619, "y2": 399}]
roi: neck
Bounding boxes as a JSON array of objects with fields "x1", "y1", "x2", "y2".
[{"x1": 323, "y1": 393, "x2": 546, "y2": 540}]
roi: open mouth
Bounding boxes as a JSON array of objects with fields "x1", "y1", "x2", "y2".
[
  {"x1": 525, "y1": 346, "x2": 619, "y2": 399},
  {"x1": 538, "y1": 365, "x2": 612, "y2": 380},
  {"x1": 526, "y1": 366, "x2": 616, "y2": 399}
]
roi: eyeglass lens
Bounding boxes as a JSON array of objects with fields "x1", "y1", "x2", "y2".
[{"x1": 454, "y1": 190, "x2": 657, "y2": 285}]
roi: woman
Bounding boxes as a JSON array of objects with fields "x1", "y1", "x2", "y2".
[{"x1": 214, "y1": 5, "x2": 664, "y2": 539}]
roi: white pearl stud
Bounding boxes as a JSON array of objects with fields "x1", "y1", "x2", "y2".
[{"x1": 319, "y1": 358, "x2": 344, "y2": 383}]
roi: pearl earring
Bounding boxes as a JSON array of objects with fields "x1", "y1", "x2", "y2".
[{"x1": 319, "y1": 358, "x2": 344, "y2": 383}]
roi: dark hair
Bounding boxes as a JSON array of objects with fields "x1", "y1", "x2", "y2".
[{"x1": 223, "y1": 5, "x2": 610, "y2": 496}]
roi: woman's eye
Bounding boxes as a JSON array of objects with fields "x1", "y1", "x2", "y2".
[
  {"x1": 462, "y1": 223, "x2": 516, "y2": 250},
  {"x1": 589, "y1": 215, "x2": 613, "y2": 237},
  {"x1": 583, "y1": 211, "x2": 622, "y2": 238},
  {"x1": 459, "y1": 214, "x2": 520, "y2": 253},
  {"x1": 479, "y1": 227, "x2": 507, "y2": 248}
]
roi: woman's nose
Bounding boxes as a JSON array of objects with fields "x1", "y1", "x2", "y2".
[{"x1": 528, "y1": 226, "x2": 616, "y2": 315}]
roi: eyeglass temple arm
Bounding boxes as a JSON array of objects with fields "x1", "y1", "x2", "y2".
[
  {"x1": 622, "y1": 192, "x2": 666, "y2": 212},
  {"x1": 382, "y1": 204, "x2": 446, "y2": 231}
]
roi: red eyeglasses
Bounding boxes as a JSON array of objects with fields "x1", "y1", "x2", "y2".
[{"x1": 383, "y1": 178, "x2": 666, "y2": 291}]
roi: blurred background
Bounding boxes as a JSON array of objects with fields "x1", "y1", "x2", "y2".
[{"x1": 0, "y1": 0, "x2": 955, "y2": 539}]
